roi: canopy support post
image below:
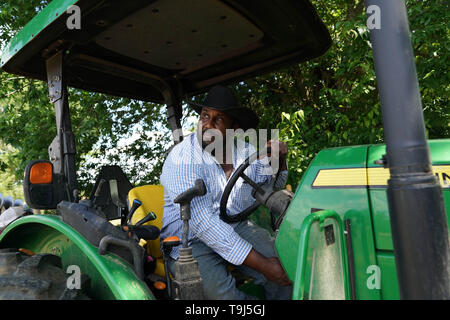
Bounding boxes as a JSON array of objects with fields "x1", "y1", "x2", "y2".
[
  {"x1": 163, "y1": 82, "x2": 184, "y2": 145},
  {"x1": 46, "y1": 50, "x2": 78, "y2": 202}
]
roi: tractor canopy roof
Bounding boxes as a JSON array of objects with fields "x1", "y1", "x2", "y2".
[{"x1": 0, "y1": 0, "x2": 331, "y2": 103}]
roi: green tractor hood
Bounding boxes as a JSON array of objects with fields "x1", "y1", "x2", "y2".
[{"x1": 0, "y1": 0, "x2": 331, "y2": 102}]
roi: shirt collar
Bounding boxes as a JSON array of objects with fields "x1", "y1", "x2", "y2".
[{"x1": 192, "y1": 131, "x2": 242, "y2": 168}]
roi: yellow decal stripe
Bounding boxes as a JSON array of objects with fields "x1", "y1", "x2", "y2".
[
  {"x1": 312, "y1": 168, "x2": 367, "y2": 187},
  {"x1": 312, "y1": 165, "x2": 450, "y2": 188},
  {"x1": 432, "y1": 166, "x2": 450, "y2": 188},
  {"x1": 367, "y1": 167, "x2": 390, "y2": 186}
]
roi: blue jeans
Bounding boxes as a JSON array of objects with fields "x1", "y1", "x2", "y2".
[{"x1": 167, "y1": 220, "x2": 292, "y2": 300}]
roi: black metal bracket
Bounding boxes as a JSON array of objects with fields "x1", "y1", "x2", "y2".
[
  {"x1": 167, "y1": 101, "x2": 183, "y2": 144},
  {"x1": 374, "y1": 154, "x2": 388, "y2": 168},
  {"x1": 46, "y1": 50, "x2": 78, "y2": 202},
  {"x1": 165, "y1": 80, "x2": 184, "y2": 145},
  {"x1": 344, "y1": 219, "x2": 356, "y2": 300}
]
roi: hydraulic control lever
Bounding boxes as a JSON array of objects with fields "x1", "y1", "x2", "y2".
[
  {"x1": 135, "y1": 211, "x2": 157, "y2": 227},
  {"x1": 123, "y1": 203, "x2": 159, "y2": 241},
  {"x1": 127, "y1": 199, "x2": 142, "y2": 224}
]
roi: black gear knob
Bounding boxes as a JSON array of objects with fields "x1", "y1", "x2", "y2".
[
  {"x1": 174, "y1": 179, "x2": 206, "y2": 221},
  {"x1": 174, "y1": 179, "x2": 207, "y2": 248},
  {"x1": 174, "y1": 179, "x2": 206, "y2": 205}
]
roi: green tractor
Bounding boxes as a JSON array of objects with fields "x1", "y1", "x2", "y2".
[{"x1": 0, "y1": 0, "x2": 448, "y2": 300}]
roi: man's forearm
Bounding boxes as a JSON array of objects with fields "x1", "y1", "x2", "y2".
[
  {"x1": 242, "y1": 248, "x2": 291, "y2": 286},
  {"x1": 242, "y1": 248, "x2": 269, "y2": 273}
]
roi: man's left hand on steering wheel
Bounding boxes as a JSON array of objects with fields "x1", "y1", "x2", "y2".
[{"x1": 263, "y1": 140, "x2": 288, "y2": 172}]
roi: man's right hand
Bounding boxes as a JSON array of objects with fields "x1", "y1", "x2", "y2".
[{"x1": 243, "y1": 248, "x2": 291, "y2": 287}]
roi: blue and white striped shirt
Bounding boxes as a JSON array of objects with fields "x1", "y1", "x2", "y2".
[{"x1": 160, "y1": 133, "x2": 288, "y2": 265}]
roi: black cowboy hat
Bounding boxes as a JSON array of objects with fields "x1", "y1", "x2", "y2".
[{"x1": 189, "y1": 85, "x2": 259, "y2": 130}]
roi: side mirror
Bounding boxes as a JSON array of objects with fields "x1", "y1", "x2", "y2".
[{"x1": 23, "y1": 160, "x2": 68, "y2": 209}]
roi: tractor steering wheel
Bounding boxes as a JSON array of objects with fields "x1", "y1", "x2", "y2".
[{"x1": 219, "y1": 148, "x2": 274, "y2": 223}]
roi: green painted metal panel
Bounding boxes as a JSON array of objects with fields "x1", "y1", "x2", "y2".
[
  {"x1": 0, "y1": 214, "x2": 154, "y2": 300},
  {"x1": 377, "y1": 252, "x2": 400, "y2": 300},
  {"x1": 369, "y1": 190, "x2": 393, "y2": 250},
  {"x1": 0, "y1": 0, "x2": 78, "y2": 67},
  {"x1": 368, "y1": 139, "x2": 450, "y2": 251},
  {"x1": 275, "y1": 145, "x2": 381, "y2": 300}
]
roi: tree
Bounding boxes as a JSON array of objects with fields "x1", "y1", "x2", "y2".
[{"x1": 0, "y1": 141, "x2": 23, "y2": 200}]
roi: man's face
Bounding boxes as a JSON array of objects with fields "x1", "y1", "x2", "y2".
[{"x1": 197, "y1": 107, "x2": 237, "y2": 149}]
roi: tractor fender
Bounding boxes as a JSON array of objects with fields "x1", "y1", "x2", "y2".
[{"x1": 0, "y1": 214, "x2": 153, "y2": 300}]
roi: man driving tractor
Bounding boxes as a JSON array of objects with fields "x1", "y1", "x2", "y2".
[{"x1": 160, "y1": 85, "x2": 292, "y2": 299}]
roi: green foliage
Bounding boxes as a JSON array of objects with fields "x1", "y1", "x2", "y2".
[
  {"x1": 0, "y1": 141, "x2": 24, "y2": 200},
  {"x1": 407, "y1": 0, "x2": 450, "y2": 138},
  {"x1": 0, "y1": 0, "x2": 448, "y2": 197},
  {"x1": 0, "y1": 0, "x2": 49, "y2": 44}
]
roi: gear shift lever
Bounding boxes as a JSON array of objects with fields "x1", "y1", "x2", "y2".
[
  {"x1": 174, "y1": 179, "x2": 206, "y2": 247},
  {"x1": 170, "y1": 179, "x2": 206, "y2": 300}
]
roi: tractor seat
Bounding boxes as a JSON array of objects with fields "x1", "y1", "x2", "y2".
[{"x1": 128, "y1": 185, "x2": 166, "y2": 277}]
